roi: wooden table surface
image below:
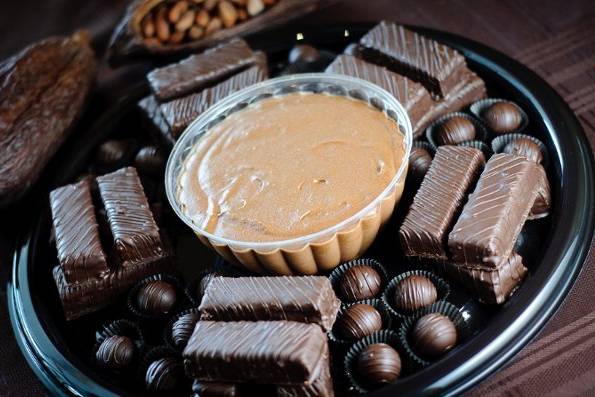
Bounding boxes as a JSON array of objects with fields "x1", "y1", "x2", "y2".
[{"x1": 0, "y1": 1, "x2": 593, "y2": 395}]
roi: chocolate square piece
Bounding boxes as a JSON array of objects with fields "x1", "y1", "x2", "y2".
[
  {"x1": 199, "y1": 276, "x2": 341, "y2": 331},
  {"x1": 359, "y1": 21, "x2": 468, "y2": 99},
  {"x1": 184, "y1": 321, "x2": 328, "y2": 385},
  {"x1": 399, "y1": 146, "x2": 485, "y2": 260}
]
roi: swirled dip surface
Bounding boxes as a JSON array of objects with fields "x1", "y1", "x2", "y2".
[{"x1": 178, "y1": 92, "x2": 404, "y2": 242}]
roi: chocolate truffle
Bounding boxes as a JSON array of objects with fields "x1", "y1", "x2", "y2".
[
  {"x1": 339, "y1": 265, "x2": 383, "y2": 302},
  {"x1": 482, "y1": 102, "x2": 523, "y2": 134},
  {"x1": 393, "y1": 275, "x2": 438, "y2": 311},
  {"x1": 409, "y1": 147, "x2": 432, "y2": 182},
  {"x1": 436, "y1": 116, "x2": 476, "y2": 145},
  {"x1": 135, "y1": 146, "x2": 165, "y2": 175},
  {"x1": 145, "y1": 357, "x2": 183, "y2": 393},
  {"x1": 171, "y1": 313, "x2": 200, "y2": 348},
  {"x1": 136, "y1": 281, "x2": 177, "y2": 316},
  {"x1": 95, "y1": 140, "x2": 131, "y2": 168},
  {"x1": 95, "y1": 335, "x2": 135, "y2": 369},
  {"x1": 412, "y1": 313, "x2": 457, "y2": 357},
  {"x1": 503, "y1": 138, "x2": 543, "y2": 163},
  {"x1": 357, "y1": 343, "x2": 401, "y2": 386},
  {"x1": 336, "y1": 303, "x2": 383, "y2": 340},
  {"x1": 288, "y1": 44, "x2": 320, "y2": 64}
]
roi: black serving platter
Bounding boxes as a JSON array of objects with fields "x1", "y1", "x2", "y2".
[{"x1": 7, "y1": 23, "x2": 595, "y2": 397}]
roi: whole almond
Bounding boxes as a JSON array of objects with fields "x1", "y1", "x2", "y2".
[
  {"x1": 195, "y1": 9, "x2": 210, "y2": 27},
  {"x1": 188, "y1": 25, "x2": 204, "y2": 40},
  {"x1": 205, "y1": 0, "x2": 219, "y2": 10},
  {"x1": 141, "y1": 14, "x2": 155, "y2": 37},
  {"x1": 144, "y1": 37, "x2": 161, "y2": 46},
  {"x1": 169, "y1": 29, "x2": 186, "y2": 44},
  {"x1": 238, "y1": 8, "x2": 247, "y2": 21},
  {"x1": 168, "y1": 1, "x2": 189, "y2": 23},
  {"x1": 176, "y1": 9, "x2": 196, "y2": 31},
  {"x1": 205, "y1": 17, "x2": 222, "y2": 35},
  {"x1": 155, "y1": 7, "x2": 171, "y2": 42},
  {"x1": 219, "y1": 1, "x2": 238, "y2": 28},
  {"x1": 263, "y1": 0, "x2": 276, "y2": 5},
  {"x1": 247, "y1": 0, "x2": 264, "y2": 16}
]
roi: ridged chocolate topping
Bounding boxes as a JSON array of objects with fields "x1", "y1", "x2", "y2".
[
  {"x1": 199, "y1": 276, "x2": 340, "y2": 331},
  {"x1": 356, "y1": 343, "x2": 401, "y2": 385},
  {"x1": 399, "y1": 146, "x2": 485, "y2": 260},
  {"x1": 412, "y1": 313, "x2": 457, "y2": 357},
  {"x1": 160, "y1": 65, "x2": 268, "y2": 137},
  {"x1": 393, "y1": 275, "x2": 438, "y2": 311},
  {"x1": 448, "y1": 153, "x2": 546, "y2": 267},
  {"x1": 183, "y1": 321, "x2": 328, "y2": 384},
  {"x1": 50, "y1": 179, "x2": 109, "y2": 284}
]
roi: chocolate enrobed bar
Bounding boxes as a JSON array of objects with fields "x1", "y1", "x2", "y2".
[
  {"x1": 184, "y1": 321, "x2": 329, "y2": 385},
  {"x1": 199, "y1": 276, "x2": 341, "y2": 331},
  {"x1": 148, "y1": 39, "x2": 267, "y2": 102},
  {"x1": 138, "y1": 95, "x2": 175, "y2": 146},
  {"x1": 399, "y1": 146, "x2": 485, "y2": 260},
  {"x1": 358, "y1": 21, "x2": 468, "y2": 99}
]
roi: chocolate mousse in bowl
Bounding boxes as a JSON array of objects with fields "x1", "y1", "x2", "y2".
[{"x1": 166, "y1": 74, "x2": 412, "y2": 275}]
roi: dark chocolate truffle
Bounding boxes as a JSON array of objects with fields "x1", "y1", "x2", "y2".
[
  {"x1": 357, "y1": 343, "x2": 401, "y2": 386},
  {"x1": 393, "y1": 275, "x2": 438, "y2": 311},
  {"x1": 336, "y1": 303, "x2": 383, "y2": 340},
  {"x1": 135, "y1": 146, "x2": 165, "y2": 175},
  {"x1": 436, "y1": 116, "x2": 476, "y2": 145},
  {"x1": 137, "y1": 281, "x2": 177, "y2": 316},
  {"x1": 288, "y1": 44, "x2": 320, "y2": 64},
  {"x1": 503, "y1": 138, "x2": 543, "y2": 163},
  {"x1": 412, "y1": 313, "x2": 457, "y2": 357},
  {"x1": 171, "y1": 313, "x2": 200, "y2": 348},
  {"x1": 145, "y1": 357, "x2": 183, "y2": 393},
  {"x1": 95, "y1": 140, "x2": 131, "y2": 168},
  {"x1": 95, "y1": 335, "x2": 135, "y2": 369},
  {"x1": 482, "y1": 102, "x2": 523, "y2": 134},
  {"x1": 339, "y1": 265, "x2": 383, "y2": 302},
  {"x1": 409, "y1": 147, "x2": 432, "y2": 182}
]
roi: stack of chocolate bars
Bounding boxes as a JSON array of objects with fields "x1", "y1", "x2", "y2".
[
  {"x1": 326, "y1": 21, "x2": 486, "y2": 138},
  {"x1": 138, "y1": 38, "x2": 269, "y2": 145},
  {"x1": 183, "y1": 276, "x2": 341, "y2": 396},
  {"x1": 51, "y1": 167, "x2": 173, "y2": 320}
]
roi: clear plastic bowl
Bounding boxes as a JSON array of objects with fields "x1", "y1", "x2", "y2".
[{"x1": 165, "y1": 73, "x2": 413, "y2": 275}]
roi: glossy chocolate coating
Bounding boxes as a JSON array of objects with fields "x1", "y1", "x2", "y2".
[
  {"x1": 394, "y1": 275, "x2": 438, "y2": 311},
  {"x1": 412, "y1": 313, "x2": 457, "y2": 357},
  {"x1": 339, "y1": 265, "x2": 383, "y2": 302},
  {"x1": 95, "y1": 140, "x2": 131, "y2": 168},
  {"x1": 409, "y1": 147, "x2": 432, "y2": 181},
  {"x1": 95, "y1": 335, "x2": 134, "y2": 369},
  {"x1": 136, "y1": 280, "x2": 177, "y2": 316},
  {"x1": 436, "y1": 116, "x2": 476, "y2": 145},
  {"x1": 171, "y1": 313, "x2": 200, "y2": 348},
  {"x1": 482, "y1": 102, "x2": 522, "y2": 134},
  {"x1": 288, "y1": 44, "x2": 320, "y2": 63},
  {"x1": 503, "y1": 138, "x2": 543, "y2": 163},
  {"x1": 357, "y1": 343, "x2": 401, "y2": 386},
  {"x1": 145, "y1": 357, "x2": 183, "y2": 393},
  {"x1": 135, "y1": 146, "x2": 165, "y2": 175},
  {"x1": 336, "y1": 303, "x2": 383, "y2": 340}
]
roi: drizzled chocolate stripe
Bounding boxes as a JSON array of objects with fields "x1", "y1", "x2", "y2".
[
  {"x1": 137, "y1": 95, "x2": 174, "y2": 145},
  {"x1": 399, "y1": 146, "x2": 485, "y2": 260},
  {"x1": 147, "y1": 39, "x2": 266, "y2": 102},
  {"x1": 184, "y1": 321, "x2": 328, "y2": 385},
  {"x1": 160, "y1": 65, "x2": 268, "y2": 138},
  {"x1": 50, "y1": 179, "x2": 109, "y2": 284},
  {"x1": 97, "y1": 167, "x2": 163, "y2": 264},
  {"x1": 448, "y1": 153, "x2": 546, "y2": 267},
  {"x1": 359, "y1": 21, "x2": 467, "y2": 98},
  {"x1": 199, "y1": 276, "x2": 340, "y2": 331},
  {"x1": 326, "y1": 54, "x2": 433, "y2": 133}
]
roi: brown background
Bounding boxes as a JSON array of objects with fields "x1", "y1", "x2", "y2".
[{"x1": 0, "y1": 0, "x2": 594, "y2": 395}]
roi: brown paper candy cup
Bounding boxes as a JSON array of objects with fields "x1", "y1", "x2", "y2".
[
  {"x1": 163, "y1": 307, "x2": 201, "y2": 351},
  {"x1": 491, "y1": 132, "x2": 549, "y2": 167},
  {"x1": 457, "y1": 139, "x2": 493, "y2": 159},
  {"x1": 425, "y1": 112, "x2": 488, "y2": 148},
  {"x1": 470, "y1": 98, "x2": 529, "y2": 136},
  {"x1": 328, "y1": 258, "x2": 389, "y2": 304}
]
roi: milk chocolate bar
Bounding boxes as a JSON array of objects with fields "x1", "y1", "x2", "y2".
[
  {"x1": 277, "y1": 358, "x2": 333, "y2": 397},
  {"x1": 399, "y1": 146, "x2": 485, "y2": 260},
  {"x1": 325, "y1": 54, "x2": 433, "y2": 136},
  {"x1": 529, "y1": 164, "x2": 551, "y2": 219},
  {"x1": 199, "y1": 276, "x2": 340, "y2": 331},
  {"x1": 358, "y1": 21, "x2": 467, "y2": 98},
  {"x1": 448, "y1": 153, "x2": 547, "y2": 267},
  {"x1": 138, "y1": 95, "x2": 175, "y2": 146},
  {"x1": 50, "y1": 179, "x2": 109, "y2": 284},
  {"x1": 160, "y1": 65, "x2": 268, "y2": 138},
  {"x1": 184, "y1": 321, "x2": 328, "y2": 385}
]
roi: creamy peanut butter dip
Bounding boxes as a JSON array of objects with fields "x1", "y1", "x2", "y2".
[{"x1": 178, "y1": 92, "x2": 405, "y2": 242}]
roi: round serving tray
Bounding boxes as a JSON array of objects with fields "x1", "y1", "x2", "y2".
[{"x1": 7, "y1": 23, "x2": 595, "y2": 397}]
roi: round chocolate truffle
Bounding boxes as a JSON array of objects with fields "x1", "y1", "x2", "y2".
[
  {"x1": 409, "y1": 147, "x2": 432, "y2": 182},
  {"x1": 95, "y1": 335, "x2": 135, "y2": 369},
  {"x1": 503, "y1": 138, "x2": 543, "y2": 163},
  {"x1": 357, "y1": 343, "x2": 401, "y2": 386},
  {"x1": 339, "y1": 265, "x2": 383, "y2": 302},
  {"x1": 145, "y1": 357, "x2": 183, "y2": 393},
  {"x1": 412, "y1": 313, "x2": 457, "y2": 357},
  {"x1": 171, "y1": 313, "x2": 200, "y2": 348},
  {"x1": 137, "y1": 281, "x2": 177, "y2": 316},
  {"x1": 436, "y1": 116, "x2": 476, "y2": 145},
  {"x1": 288, "y1": 44, "x2": 320, "y2": 64},
  {"x1": 95, "y1": 140, "x2": 130, "y2": 168},
  {"x1": 482, "y1": 102, "x2": 523, "y2": 134},
  {"x1": 393, "y1": 275, "x2": 438, "y2": 312},
  {"x1": 135, "y1": 146, "x2": 165, "y2": 175},
  {"x1": 336, "y1": 303, "x2": 383, "y2": 340}
]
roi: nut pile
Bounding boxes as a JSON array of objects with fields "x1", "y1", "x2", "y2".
[{"x1": 141, "y1": 0, "x2": 278, "y2": 46}]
